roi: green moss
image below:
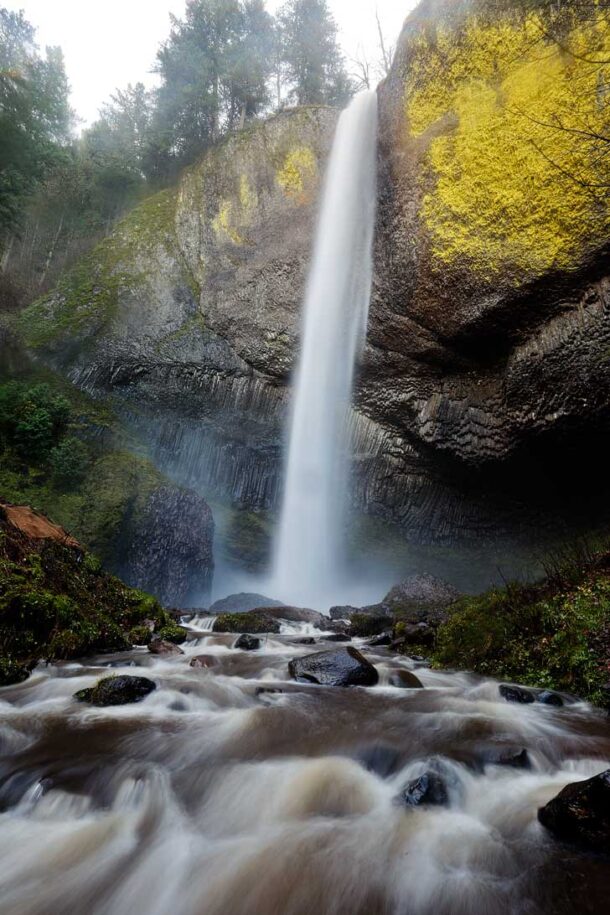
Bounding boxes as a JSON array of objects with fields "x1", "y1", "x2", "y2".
[
  {"x1": 213, "y1": 611, "x2": 280, "y2": 634},
  {"x1": 350, "y1": 614, "x2": 389, "y2": 638},
  {"x1": 18, "y1": 188, "x2": 179, "y2": 351},
  {"x1": 433, "y1": 558, "x2": 610, "y2": 705},
  {"x1": 0, "y1": 515, "x2": 169, "y2": 677}
]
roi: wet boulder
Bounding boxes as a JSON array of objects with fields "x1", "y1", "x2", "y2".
[
  {"x1": 479, "y1": 746, "x2": 531, "y2": 769},
  {"x1": 329, "y1": 606, "x2": 359, "y2": 621},
  {"x1": 288, "y1": 647, "x2": 379, "y2": 687},
  {"x1": 537, "y1": 690, "x2": 564, "y2": 707},
  {"x1": 148, "y1": 639, "x2": 184, "y2": 656},
  {"x1": 538, "y1": 770, "x2": 610, "y2": 853},
  {"x1": 499, "y1": 684, "x2": 535, "y2": 704},
  {"x1": 209, "y1": 593, "x2": 285, "y2": 614},
  {"x1": 367, "y1": 632, "x2": 393, "y2": 647},
  {"x1": 322, "y1": 633, "x2": 351, "y2": 643},
  {"x1": 234, "y1": 633, "x2": 261, "y2": 651},
  {"x1": 190, "y1": 654, "x2": 219, "y2": 669},
  {"x1": 388, "y1": 669, "x2": 424, "y2": 689},
  {"x1": 357, "y1": 744, "x2": 402, "y2": 778},
  {"x1": 213, "y1": 611, "x2": 281, "y2": 634},
  {"x1": 256, "y1": 606, "x2": 326, "y2": 626},
  {"x1": 292, "y1": 637, "x2": 316, "y2": 645},
  {"x1": 74, "y1": 675, "x2": 156, "y2": 706},
  {"x1": 398, "y1": 772, "x2": 449, "y2": 808},
  {"x1": 350, "y1": 614, "x2": 390, "y2": 638}
]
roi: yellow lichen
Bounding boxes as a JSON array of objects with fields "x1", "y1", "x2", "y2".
[
  {"x1": 406, "y1": 8, "x2": 610, "y2": 277},
  {"x1": 276, "y1": 147, "x2": 318, "y2": 203},
  {"x1": 212, "y1": 174, "x2": 257, "y2": 245}
]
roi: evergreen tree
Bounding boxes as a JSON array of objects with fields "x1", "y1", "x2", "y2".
[
  {"x1": 0, "y1": 9, "x2": 72, "y2": 233},
  {"x1": 152, "y1": 0, "x2": 274, "y2": 172},
  {"x1": 277, "y1": 0, "x2": 353, "y2": 107}
]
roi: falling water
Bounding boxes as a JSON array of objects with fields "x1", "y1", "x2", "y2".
[{"x1": 272, "y1": 91, "x2": 378, "y2": 608}]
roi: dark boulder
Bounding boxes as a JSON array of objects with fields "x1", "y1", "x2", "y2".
[
  {"x1": 479, "y1": 746, "x2": 531, "y2": 769},
  {"x1": 350, "y1": 614, "x2": 390, "y2": 638},
  {"x1": 213, "y1": 611, "x2": 281, "y2": 634},
  {"x1": 537, "y1": 690, "x2": 564, "y2": 707},
  {"x1": 389, "y1": 669, "x2": 424, "y2": 689},
  {"x1": 209, "y1": 593, "x2": 285, "y2": 615},
  {"x1": 398, "y1": 772, "x2": 449, "y2": 808},
  {"x1": 538, "y1": 770, "x2": 610, "y2": 853},
  {"x1": 499, "y1": 684, "x2": 536, "y2": 704},
  {"x1": 292, "y1": 637, "x2": 316, "y2": 645},
  {"x1": 148, "y1": 639, "x2": 184, "y2": 656},
  {"x1": 315, "y1": 618, "x2": 350, "y2": 634},
  {"x1": 322, "y1": 633, "x2": 351, "y2": 643},
  {"x1": 234, "y1": 633, "x2": 261, "y2": 651},
  {"x1": 367, "y1": 632, "x2": 393, "y2": 647},
  {"x1": 288, "y1": 647, "x2": 379, "y2": 687},
  {"x1": 75, "y1": 675, "x2": 156, "y2": 706},
  {"x1": 358, "y1": 744, "x2": 402, "y2": 778},
  {"x1": 329, "y1": 606, "x2": 359, "y2": 621}
]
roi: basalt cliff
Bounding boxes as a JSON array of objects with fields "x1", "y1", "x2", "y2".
[{"x1": 14, "y1": 0, "x2": 610, "y2": 580}]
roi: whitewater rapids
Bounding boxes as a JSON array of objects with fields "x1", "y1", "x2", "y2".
[{"x1": 0, "y1": 620, "x2": 608, "y2": 914}]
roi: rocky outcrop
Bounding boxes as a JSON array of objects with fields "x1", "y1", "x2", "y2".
[
  {"x1": 17, "y1": 1, "x2": 610, "y2": 564},
  {"x1": 367, "y1": 0, "x2": 610, "y2": 540},
  {"x1": 121, "y1": 485, "x2": 214, "y2": 607}
]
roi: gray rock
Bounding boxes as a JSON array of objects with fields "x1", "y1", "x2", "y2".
[
  {"x1": 288, "y1": 647, "x2": 379, "y2": 688},
  {"x1": 209, "y1": 593, "x2": 285, "y2": 615},
  {"x1": 234, "y1": 633, "x2": 261, "y2": 651},
  {"x1": 148, "y1": 639, "x2": 185, "y2": 657}
]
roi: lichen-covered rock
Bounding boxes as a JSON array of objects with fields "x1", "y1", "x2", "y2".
[
  {"x1": 288, "y1": 647, "x2": 379, "y2": 687},
  {"x1": 538, "y1": 770, "x2": 610, "y2": 852},
  {"x1": 74, "y1": 675, "x2": 156, "y2": 706}
]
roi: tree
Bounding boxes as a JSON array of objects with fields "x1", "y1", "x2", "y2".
[
  {"x1": 0, "y1": 9, "x2": 72, "y2": 234},
  {"x1": 152, "y1": 0, "x2": 274, "y2": 173},
  {"x1": 277, "y1": 0, "x2": 353, "y2": 106}
]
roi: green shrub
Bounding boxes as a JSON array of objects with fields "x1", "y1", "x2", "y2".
[
  {"x1": 0, "y1": 382, "x2": 71, "y2": 462},
  {"x1": 49, "y1": 437, "x2": 90, "y2": 488},
  {"x1": 129, "y1": 624, "x2": 153, "y2": 646}
]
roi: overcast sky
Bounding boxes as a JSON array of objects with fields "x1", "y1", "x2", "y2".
[{"x1": 4, "y1": 0, "x2": 415, "y2": 127}]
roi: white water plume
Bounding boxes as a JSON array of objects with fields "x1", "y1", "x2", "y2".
[{"x1": 271, "y1": 91, "x2": 378, "y2": 608}]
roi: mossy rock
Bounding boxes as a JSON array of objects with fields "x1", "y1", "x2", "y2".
[
  {"x1": 350, "y1": 614, "x2": 390, "y2": 638},
  {"x1": 213, "y1": 611, "x2": 280, "y2": 634}
]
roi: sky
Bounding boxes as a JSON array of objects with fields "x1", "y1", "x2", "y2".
[{"x1": 4, "y1": 0, "x2": 416, "y2": 128}]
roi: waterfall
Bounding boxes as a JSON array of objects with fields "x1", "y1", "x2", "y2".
[{"x1": 271, "y1": 91, "x2": 378, "y2": 608}]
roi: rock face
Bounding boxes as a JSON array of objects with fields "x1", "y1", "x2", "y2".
[
  {"x1": 18, "y1": 1, "x2": 610, "y2": 562},
  {"x1": 122, "y1": 486, "x2": 214, "y2": 607},
  {"x1": 209, "y1": 593, "x2": 285, "y2": 615},
  {"x1": 538, "y1": 770, "x2": 610, "y2": 852},
  {"x1": 288, "y1": 647, "x2": 379, "y2": 687},
  {"x1": 369, "y1": 0, "x2": 610, "y2": 541}
]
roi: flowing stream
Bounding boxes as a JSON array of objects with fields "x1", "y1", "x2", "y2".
[
  {"x1": 271, "y1": 91, "x2": 378, "y2": 608},
  {"x1": 0, "y1": 623, "x2": 609, "y2": 915}
]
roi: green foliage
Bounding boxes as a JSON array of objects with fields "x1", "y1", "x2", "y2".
[
  {"x1": 157, "y1": 621, "x2": 186, "y2": 644},
  {"x1": 0, "y1": 381, "x2": 70, "y2": 461},
  {"x1": 277, "y1": 0, "x2": 353, "y2": 106},
  {"x1": 0, "y1": 517, "x2": 170, "y2": 682},
  {"x1": 0, "y1": 9, "x2": 72, "y2": 233},
  {"x1": 153, "y1": 0, "x2": 275, "y2": 174},
  {"x1": 128, "y1": 624, "x2": 153, "y2": 646},
  {"x1": 350, "y1": 614, "x2": 389, "y2": 637},
  {"x1": 214, "y1": 611, "x2": 280, "y2": 633},
  {"x1": 433, "y1": 561, "x2": 610, "y2": 705},
  {"x1": 49, "y1": 437, "x2": 90, "y2": 488}
]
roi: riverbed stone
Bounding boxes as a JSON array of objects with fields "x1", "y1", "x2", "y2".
[
  {"x1": 398, "y1": 772, "x2": 449, "y2": 808},
  {"x1": 148, "y1": 639, "x2": 185, "y2": 656},
  {"x1": 388, "y1": 669, "x2": 424, "y2": 689},
  {"x1": 288, "y1": 647, "x2": 379, "y2": 687},
  {"x1": 234, "y1": 633, "x2": 261, "y2": 651},
  {"x1": 538, "y1": 770, "x2": 610, "y2": 852},
  {"x1": 499, "y1": 684, "x2": 536, "y2": 704},
  {"x1": 537, "y1": 690, "x2": 564, "y2": 707},
  {"x1": 74, "y1": 675, "x2": 156, "y2": 706}
]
